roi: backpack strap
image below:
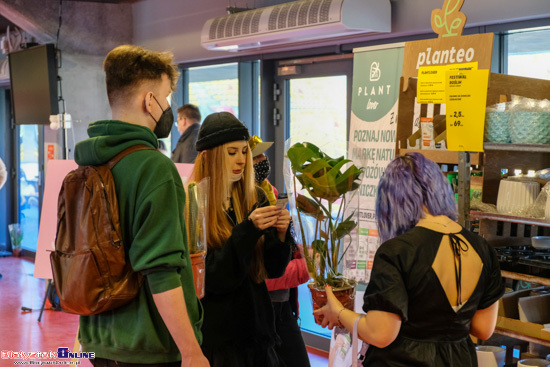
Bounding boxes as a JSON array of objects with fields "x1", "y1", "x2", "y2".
[{"x1": 107, "y1": 144, "x2": 155, "y2": 170}]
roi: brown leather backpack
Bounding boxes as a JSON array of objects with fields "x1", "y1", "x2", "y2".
[{"x1": 50, "y1": 145, "x2": 152, "y2": 315}]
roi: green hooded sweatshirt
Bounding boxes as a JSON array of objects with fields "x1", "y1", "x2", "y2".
[{"x1": 75, "y1": 120, "x2": 202, "y2": 364}]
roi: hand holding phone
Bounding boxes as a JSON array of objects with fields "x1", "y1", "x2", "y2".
[{"x1": 275, "y1": 193, "x2": 288, "y2": 209}]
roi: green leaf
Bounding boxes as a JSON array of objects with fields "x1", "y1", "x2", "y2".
[
  {"x1": 332, "y1": 220, "x2": 358, "y2": 240},
  {"x1": 301, "y1": 158, "x2": 333, "y2": 175},
  {"x1": 287, "y1": 141, "x2": 365, "y2": 285},
  {"x1": 312, "y1": 239, "x2": 326, "y2": 253},
  {"x1": 335, "y1": 165, "x2": 363, "y2": 195},
  {"x1": 295, "y1": 194, "x2": 327, "y2": 220},
  {"x1": 287, "y1": 142, "x2": 323, "y2": 171},
  {"x1": 297, "y1": 172, "x2": 340, "y2": 202}
]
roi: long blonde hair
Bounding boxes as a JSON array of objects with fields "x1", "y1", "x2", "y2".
[{"x1": 190, "y1": 142, "x2": 267, "y2": 282}]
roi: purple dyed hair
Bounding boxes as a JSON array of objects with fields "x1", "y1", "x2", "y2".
[{"x1": 375, "y1": 152, "x2": 457, "y2": 243}]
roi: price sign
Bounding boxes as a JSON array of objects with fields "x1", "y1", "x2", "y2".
[
  {"x1": 417, "y1": 66, "x2": 446, "y2": 104},
  {"x1": 445, "y1": 69, "x2": 489, "y2": 152},
  {"x1": 417, "y1": 63, "x2": 478, "y2": 104}
]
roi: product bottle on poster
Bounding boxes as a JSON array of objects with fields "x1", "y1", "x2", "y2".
[{"x1": 420, "y1": 117, "x2": 435, "y2": 149}]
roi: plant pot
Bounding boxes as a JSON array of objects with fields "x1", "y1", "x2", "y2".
[
  {"x1": 308, "y1": 280, "x2": 357, "y2": 326},
  {"x1": 12, "y1": 248, "x2": 22, "y2": 257},
  {"x1": 190, "y1": 251, "x2": 206, "y2": 299}
]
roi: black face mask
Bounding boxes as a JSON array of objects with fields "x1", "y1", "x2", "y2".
[
  {"x1": 149, "y1": 96, "x2": 173, "y2": 139},
  {"x1": 253, "y1": 156, "x2": 271, "y2": 183}
]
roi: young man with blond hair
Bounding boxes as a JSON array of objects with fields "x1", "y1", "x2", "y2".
[{"x1": 75, "y1": 45, "x2": 209, "y2": 367}]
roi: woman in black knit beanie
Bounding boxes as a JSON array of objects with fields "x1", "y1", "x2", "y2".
[{"x1": 191, "y1": 112, "x2": 293, "y2": 367}]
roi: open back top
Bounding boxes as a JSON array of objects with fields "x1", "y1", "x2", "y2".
[{"x1": 362, "y1": 219, "x2": 504, "y2": 367}]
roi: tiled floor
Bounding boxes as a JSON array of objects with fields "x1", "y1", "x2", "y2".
[{"x1": 0, "y1": 256, "x2": 328, "y2": 366}]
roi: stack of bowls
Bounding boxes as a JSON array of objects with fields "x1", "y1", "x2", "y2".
[
  {"x1": 496, "y1": 180, "x2": 540, "y2": 214},
  {"x1": 485, "y1": 111, "x2": 511, "y2": 143},
  {"x1": 509, "y1": 111, "x2": 550, "y2": 144}
]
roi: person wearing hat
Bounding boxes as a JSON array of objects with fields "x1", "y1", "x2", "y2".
[
  {"x1": 191, "y1": 111, "x2": 293, "y2": 367},
  {"x1": 249, "y1": 135, "x2": 277, "y2": 205}
]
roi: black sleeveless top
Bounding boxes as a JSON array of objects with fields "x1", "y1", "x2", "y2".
[{"x1": 362, "y1": 226, "x2": 505, "y2": 367}]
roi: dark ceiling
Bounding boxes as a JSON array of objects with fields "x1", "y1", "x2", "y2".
[
  {"x1": 62, "y1": 0, "x2": 138, "y2": 2},
  {"x1": 1, "y1": 1, "x2": 547, "y2": 55},
  {"x1": 0, "y1": 0, "x2": 139, "y2": 35},
  {"x1": 0, "y1": 14, "x2": 17, "y2": 34}
]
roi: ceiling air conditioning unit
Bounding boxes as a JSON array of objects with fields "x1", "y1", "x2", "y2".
[{"x1": 201, "y1": 0, "x2": 391, "y2": 51}]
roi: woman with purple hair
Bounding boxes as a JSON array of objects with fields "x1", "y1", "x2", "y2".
[{"x1": 315, "y1": 152, "x2": 504, "y2": 367}]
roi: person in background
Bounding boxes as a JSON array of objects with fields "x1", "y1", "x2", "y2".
[
  {"x1": 249, "y1": 135, "x2": 277, "y2": 204},
  {"x1": 172, "y1": 104, "x2": 201, "y2": 163},
  {"x1": 314, "y1": 152, "x2": 505, "y2": 367},
  {"x1": 75, "y1": 45, "x2": 208, "y2": 367},
  {"x1": 249, "y1": 135, "x2": 311, "y2": 367},
  {"x1": 190, "y1": 112, "x2": 292, "y2": 367},
  {"x1": 158, "y1": 139, "x2": 168, "y2": 156}
]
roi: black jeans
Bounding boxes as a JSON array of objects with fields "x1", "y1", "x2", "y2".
[
  {"x1": 90, "y1": 358, "x2": 180, "y2": 367},
  {"x1": 272, "y1": 301, "x2": 311, "y2": 367}
]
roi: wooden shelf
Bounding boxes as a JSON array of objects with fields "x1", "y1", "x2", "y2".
[
  {"x1": 395, "y1": 73, "x2": 550, "y2": 349},
  {"x1": 471, "y1": 211, "x2": 550, "y2": 227},
  {"x1": 501, "y1": 270, "x2": 550, "y2": 286},
  {"x1": 495, "y1": 270, "x2": 550, "y2": 347},
  {"x1": 494, "y1": 326, "x2": 550, "y2": 348},
  {"x1": 397, "y1": 149, "x2": 481, "y2": 165},
  {"x1": 484, "y1": 143, "x2": 550, "y2": 153}
]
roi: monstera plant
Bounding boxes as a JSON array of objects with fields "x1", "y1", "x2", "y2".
[{"x1": 286, "y1": 142, "x2": 364, "y2": 319}]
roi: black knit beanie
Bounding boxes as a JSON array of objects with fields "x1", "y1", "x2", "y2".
[{"x1": 195, "y1": 112, "x2": 250, "y2": 151}]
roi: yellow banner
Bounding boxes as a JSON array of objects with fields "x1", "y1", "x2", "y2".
[{"x1": 445, "y1": 69, "x2": 489, "y2": 152}]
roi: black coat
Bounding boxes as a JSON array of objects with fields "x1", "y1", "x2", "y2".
[
  {"x1": 171, "y1": 123, "x2": 200, "y2": 163},
  {"x1": 200, "y1": 189, "x2": 292, "y2": 354}
]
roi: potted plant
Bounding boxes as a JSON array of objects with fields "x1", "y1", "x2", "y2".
[
  {"x1": 285, "y1": 142, "x2": 364, "y2": 324},
  {"x1": 8, "y1": 223, "x2": 23, "y2": 257}
]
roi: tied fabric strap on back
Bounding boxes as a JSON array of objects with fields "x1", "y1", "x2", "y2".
[{"x1": 448, "y1": 233, "x2": 469, "y2": 307}]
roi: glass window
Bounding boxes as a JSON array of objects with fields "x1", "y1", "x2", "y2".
[
  {"x1": 188, "y1": 63, "x2": 239, "y2": 118},
  {"x1": 507, "y1": 26, "x2": 550, "y2": 80},
  {"x1": 288, "y1": 75, "x2": 348, "y2": 339},
  {"x1": 289, "y1": 76, "x2": 348, "y2": 158},
  {"x1": 18, "y1": 124, "x2": 40, "y2": 252}
]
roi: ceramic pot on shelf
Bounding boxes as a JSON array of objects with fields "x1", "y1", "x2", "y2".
[
  {"x1": 476, "y1": 345, "x2": 505, "y2": 367},
  {"x1": 517, "y1": 359, "x2": 550, "y2": 367},
  {"x1": 496, "y1": 180, "x2": 540, "y2": 214}
]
